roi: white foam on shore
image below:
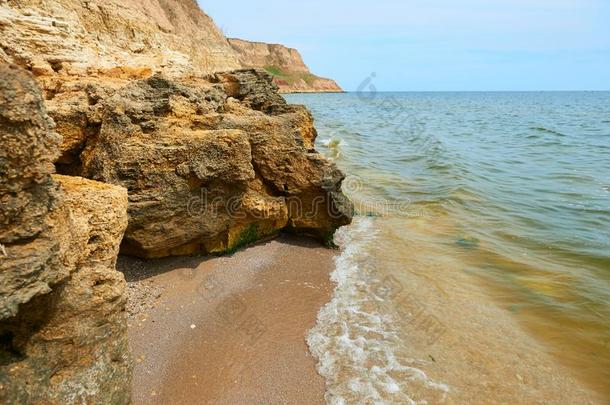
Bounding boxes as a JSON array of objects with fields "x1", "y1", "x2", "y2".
[
  {"x1": 307, "y1": 217, "x2": 449, "y2": 404},
  {"x1": 319, "y1": 136, "x2": 345, "y2": 160}
]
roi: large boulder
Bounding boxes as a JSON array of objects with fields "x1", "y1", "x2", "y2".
[
  {"x1": 46, "y1": 69, "x2": 353, "y2": 258},
  {"x1": 0, "y1": 64, "x2": 131, "y2": 404}
]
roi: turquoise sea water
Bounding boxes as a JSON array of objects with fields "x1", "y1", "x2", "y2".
[{"x1": 287, "y1": 92, "x2": 610, "y2": 399}]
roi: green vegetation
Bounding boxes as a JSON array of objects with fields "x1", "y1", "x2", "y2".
[
  {"x1": 222, "y1": 224, "x2": 260, "y2": 255},
  {"x1": 263, "y1": 65, "x2": 284, "y2": 76},
  {"x1": 302, "y1": 73, "x2": 317, "y2": 85},
  {"x1": 263, "y1": 65, "x2": 319, "y2": 86}
]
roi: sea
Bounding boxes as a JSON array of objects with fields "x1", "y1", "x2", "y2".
[{"x1": 284, "y1": 91, "x2": 610, "y2": 403}]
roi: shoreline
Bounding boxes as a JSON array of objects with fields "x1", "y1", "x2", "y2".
[
  {"x1": 121, "y1": 222, "x2": 605, "y2": 404},
  {"x1": 122, "y1": 234, "x2": 335, "y2": 404},
  {"x1": 280, "y1": 90, "x2": 346, "y2": 94}
]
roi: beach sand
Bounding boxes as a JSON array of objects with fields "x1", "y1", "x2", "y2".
[
  {"x1": 121, "y1": 228, "x2": 604, "y2": 404},
  {"x1": 121, "y1": 234, "x2": 335, "y2": 405}
]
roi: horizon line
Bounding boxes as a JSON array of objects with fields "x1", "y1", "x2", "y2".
[{"x1": 339, "y1": 90, "x2": 610, "y2": 93}]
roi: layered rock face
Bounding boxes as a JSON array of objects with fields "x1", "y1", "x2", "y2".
[
  {"x1": 44, "y1": 69, "x2": 352, "y2": 258},
  {"x1": 229, "y1": 38, "x2": 343, "y2": 93},
  {"x1": 0, "y1": 0, "x2": 241, "y2": 77},
  {"x1": 229, "y1": 38, "x2": 311, "y2": 73},
  {"x1": 0, "y1": 65, "x2": 131, "y2": 403},
  {"x1": 0, "y1": 0, "x2": 342, "y2": 93}
]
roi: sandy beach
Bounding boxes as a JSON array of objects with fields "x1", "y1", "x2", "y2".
[
  {"x1": 121, "y1": 222, "x2": 605, "y2": 404},
  {"x1": 121, "y1": 235, "x2": 335, "y2": 404}
]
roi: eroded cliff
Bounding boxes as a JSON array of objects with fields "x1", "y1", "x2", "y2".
[
  {"x1": 0, "y1": 0, "x2": 341, "y2": 92},
  {"x1": 0, "y1": 0, "x2": 241, "y2": 76},
  {"x1": 229, "y1": 38, "x2": 343, "y2": 93}
]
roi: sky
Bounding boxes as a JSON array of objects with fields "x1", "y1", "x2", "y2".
[{"x1": 199, "y1": 0, "x2": 610, "y2": 91}]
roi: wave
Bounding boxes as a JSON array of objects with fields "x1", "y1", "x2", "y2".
[
  {"x1": 320, "y1": 136, "x2": 345, "y2": 159},
  {"x1": 307, "y1": 218, "x2": 449, "y2": 404},
  {"x1": 529, "y1": 126, "x2": 566, "y2": 136}
]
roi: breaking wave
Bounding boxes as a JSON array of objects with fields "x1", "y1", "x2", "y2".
[{"x1": 307, "y1": 218, "x2": 449, "y2": 404}]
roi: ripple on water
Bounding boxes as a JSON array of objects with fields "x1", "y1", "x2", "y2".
[{"x1": 288, "y1": 91, "x2": 610, "y2": 398}]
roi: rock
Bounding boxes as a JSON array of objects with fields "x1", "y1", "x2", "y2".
[
  {"x1": 0, "y1": 0, "x2": 241, "y2": 77},
  {"x1": 214, "y1": 70, "x2": 352, "y2": 237},
  {"x1": 0, "y1": 63, "x2": 64, "y2": 318},
  {"x1": 228, "y1": 38, "x2": 311, "y2": 73},
  {"x1": 0, "y1": 65, "x2": 131, "y2": 404},
  {"x1": 47, "y1": 69, "x2": 353, "y2": 258},
  {"x1": 228, "y1": 38, "x2": 343, "y2": 93},
  {"x1": 0, "y1": 1, "x2": 342, "y2": 93},
  {"x1": 41, "y1": 75, "x2": 128, "y2": 172}
]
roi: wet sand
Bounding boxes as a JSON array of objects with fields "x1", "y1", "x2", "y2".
[
  {"x1": 120, "y1": 235, "x2": 335, "y2": 404},
  {"x1": 120, "y1": 226, "x2": 605, "y2": 404}
]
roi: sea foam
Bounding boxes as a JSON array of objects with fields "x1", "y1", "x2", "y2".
[{"x1": 307, "y1": 217, "x2": 449, "y2": 404}]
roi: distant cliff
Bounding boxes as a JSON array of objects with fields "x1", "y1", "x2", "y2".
[{"x1": 229, "y1": 38, "x2": 343, "y2": 93}]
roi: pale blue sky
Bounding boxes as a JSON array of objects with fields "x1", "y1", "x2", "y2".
[{"x1": 199, "y1": 0, "x2": 610, "y2": 91}]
